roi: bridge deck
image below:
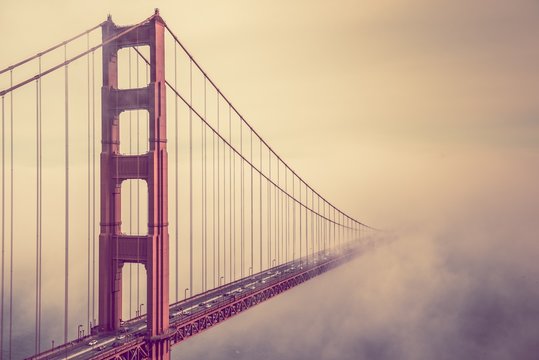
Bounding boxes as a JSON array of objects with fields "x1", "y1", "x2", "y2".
[{"x1": 28, "y1": 245, "x2": 367, "y2": 360}]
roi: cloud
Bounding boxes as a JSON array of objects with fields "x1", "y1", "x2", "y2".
[{"x1": 172, "y1": 160, "x2": 539, "y2": 359}]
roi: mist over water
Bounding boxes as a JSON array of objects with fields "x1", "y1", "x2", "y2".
[
  {"x1": 1, "y1": 0, "x2": 538, "y2": 358},
  {"x1": 172, "y1": 155, "x2": 539, "y2": 360}
]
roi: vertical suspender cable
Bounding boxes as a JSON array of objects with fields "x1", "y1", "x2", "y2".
[
  {"x1": 64, "y1": 42, "x2": 69, "y2": 346},
  {"x1": 216, "y1": 94, "x2": 220, "y2": 287},
  {"x1": 174, "y1": 42, "x2": 179, "y2": 302},
  {"x1": 333, "y1": 207, "x2": 336, "y2": 253},
  {"x1": 299, "y1": 181, "x2": 302, "y2": 264},
  {"x1": 212, "y1": 97, "x2": 219, "y2": 288},
  {"x1": 136, "y1": 48, "x2": 140, "y2": 312},
  {"x1": 268, "y1": 151, "x2": 271, "y2": 268},
  {"x1": 9, "y1": 69, "x2": 14, "y2": 360},
  {"x1": 306, "y1": 186, "x2": 309, "y2": 262},
  {"x1": 217, "y1": 93, "x2": 220, "y2": 285},
  {"x1": 204, "y1": 84, "x2": 208, "y2": 291},
  {"x1": 189, "y1": 58, "x2": 193, "y2": 297},
  {"x1": 34, "y1": 67, "x2": 38, "y2": 354},
  {"x1": 311, "y1": 190, "x2": 314, "y2": 260},
  {"x1": 213, "y1": 93, "x2": 217, "y2": 289},
  {"x1": 250, "y1": 129, "x2": 253, "y2": 274},
  {"x1": 283, "y1": 168, "x2": 286, "y2": 263},
  {"x1": 240, "y1": 120, "x2": 243, "y2": 278},
  {"x1": 276, "y1": 161, "x2": 279, "y2": 265},
  {"x1": 285, "y1": 168, "x2": 288, "y2": 263},
  {"x1": 38, "y1": 57, "x2": 42, "y2": 351},
  {"x1": 323, "y1": 201, "x2": 326, "y2": 254},
  {"x1": 86, "y1": 34, "x2": 91, "y2": 331},
  {"x1": 232, "y1": 113, "x2": 236, "y2": 281},
  {"x1": 91, "y1": 50, "x2": 96, "y2": 327},
  {"x1": 259, "y1": 139, "x2": 262, "y2": 272},
  {"x1": 0, "y1": 95, "x2": 4, "y2": 359},
  {"x1": 34, "y1": 63, "x2": 40, "y2": 354},
  {"x1": 222, "y1": 107, "x2": 226, "y2": 285},
  {"x1": 292, "y1": 175, "x2": 295, "y2": 263},
  {"x1": 128, "y1": 49, "x2": 133, "y2": 317},
  {"x1": 317, "y1": 196, "x2": 320, "y2": 256},
  {"x1": 221, "y1": 102, "x2": 226, "y2": 284},
  {"x1": 201, "y1": 80, "x2": 205, "y2": 292},
  {"x1": 228, "y1": 105, "x2": 232, "y2": 283},
  {"x1": 221, "y1": 103, "x2": 226, "y2": 284}
]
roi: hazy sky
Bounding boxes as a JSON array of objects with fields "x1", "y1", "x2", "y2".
[
  {"x1": 1, "y1": 0, "x2": 538, "y2": 359},
  {"x1": 2, "y1": 1, "x2": 537, "y2": 230}
]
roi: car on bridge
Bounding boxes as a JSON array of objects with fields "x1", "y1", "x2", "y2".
[{"x1": 88, "y1": 339, "x2": 98, "y2": 346}]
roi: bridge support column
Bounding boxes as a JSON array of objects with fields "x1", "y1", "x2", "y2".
[{"x1": 99, "y1": 10, "x2": 170, "y2": 360}]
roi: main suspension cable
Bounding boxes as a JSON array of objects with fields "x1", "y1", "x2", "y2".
[
  {"x1": 162, "y1": 23, "x2": 374, "y2": 232},
  {"x1": 0, "y1": 22, "x2": 103, "y2": 76},
  {"x1": 0, "y1": 14, "x2": 157, "y2": 98}
]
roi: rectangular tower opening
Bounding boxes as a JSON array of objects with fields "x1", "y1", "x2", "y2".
[
  {"x1": 119, "y1": 109, "x2": 149, "y2": 155},
  {"x1": 122, "y1": 263, "x2": 148, "y2": 322},
  {"x1": 117, "y1": 46, "x2": 151, "y2": 90},
  {"x1": 121, "y1": 179, "x2": 148, "y2": 235}
]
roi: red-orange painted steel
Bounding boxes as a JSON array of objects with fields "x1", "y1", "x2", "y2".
[{"x1": 99, "y1": 10, "x2": 170, "y2": 360}]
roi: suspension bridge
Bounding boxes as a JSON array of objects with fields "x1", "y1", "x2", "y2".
[{"x1": 0, "y1": 10, "x2": 378, "y2": 360}]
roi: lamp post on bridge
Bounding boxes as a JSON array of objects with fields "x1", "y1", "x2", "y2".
[
  {"x1": 184, "y1": 287, "x2": 189, "y2": 300},
  {"x1": 219, "y1": 276, "x2": 224, "y2": 286}
]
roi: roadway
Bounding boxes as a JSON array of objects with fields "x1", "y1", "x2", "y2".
[{"x1": 36, "y1": 250, "x2": 345, "y2": 360}]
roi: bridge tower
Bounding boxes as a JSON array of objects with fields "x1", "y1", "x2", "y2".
[{"x1": 99, "y1": 10, "x2": 170, "y2": 359}]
